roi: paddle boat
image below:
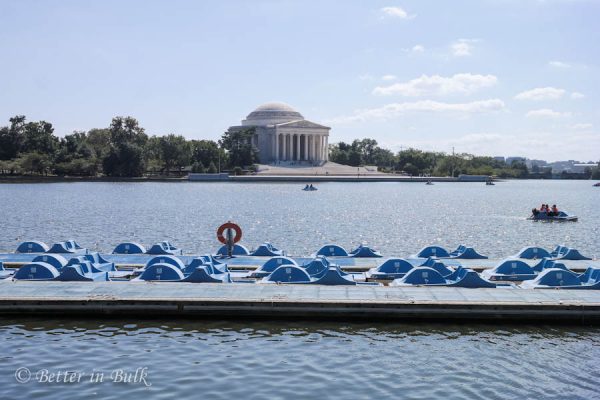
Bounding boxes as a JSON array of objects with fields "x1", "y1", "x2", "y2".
[
  {"x1": 528, "y1": 210, "x2": 578, "y2": 222},
  {"x1": 390, "y1": 266, "x2": 496, "y2": 288},
  {"x1": 426, "y1": 180, "x2": 434, "y2": 185},
  {"x1": 302, "y1": 184, "x2": 318, "y2": 191},
  {"x1": 594, "y1": 182, "x2": 600, "y2": 187}
]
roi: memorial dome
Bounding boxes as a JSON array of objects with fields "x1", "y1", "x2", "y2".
[{"x1": 242, "y1": 102, "x2": 304, "y2": 126}]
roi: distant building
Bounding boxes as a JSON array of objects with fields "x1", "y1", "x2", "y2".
[
  {"x1": 525, "y1": 159, "x2": 547, "y2": 169},
  {"x1": 547, "y1": 160, "x2": 595, "y2": 173},
  {"x1": 493, "y1": 156, "x2": 505, "y2": 163},
  {"x1": 227, "y1": 102, "x2": 330, "y2": 164},
  {"x1": 506, "y1": 156, "x2": 526, "y2": 165}
]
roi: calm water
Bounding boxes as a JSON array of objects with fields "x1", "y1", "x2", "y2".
[
  {"x1": 0, "y1": 180, "x2": 598, "y2": 258},
  {"x1": 0, "y1": 180, "x2": 599, "y2": 399}
]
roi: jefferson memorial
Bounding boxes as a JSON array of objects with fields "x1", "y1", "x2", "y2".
[{"x1": 227, "y1": 102, "x2": 330, "y2": 164}]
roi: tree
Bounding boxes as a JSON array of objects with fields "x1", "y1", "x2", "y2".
[
  {"x1": 103, "y1": 141, "x2": 146, "y2": 177},
  {"x1": 108, "y1": 116, "x2": 147, "y2": 147},
  {"x1": 207, "y1": 161, "x2": 218, "y2": 173},
  {"x1": 22, "y1": 121, "x2": 58, "y2": 154},
  {"x1": 102, "y1": 117, "x2": 147, "y2": 177},
  {"x1": 86, "y1": 128, "x2": 111, "y2": 159},
  {"x1": 18, "y1": 152, "x2": 51, "y2": 175},
  {"x1": 353, "y1": 138, "x2": 378, "y2": 165},
  {"x1": 372, "y1": 147, "x2": 394, "y2": 168},
  {"x1": 348, "y1": 149, "x2": 362, "y2": 166},
  {"x1": 220, "y1": 128, "x2": 258, "y2": 168},
  {"x1": 191, "y1": 139, "x2": 223, "y2": 169},
  {"x1": 329, "y1": 142, "x2": 350, "y2": 165},
  {"x1": 191, "y1": 161, "x2": 205, "y2": 173},
  {"x1": 158, "y1": 134, "x2": 190, "y2": 175},
  {"x1": 0, "y1": 116, "x2": 26, "y2": 160}
]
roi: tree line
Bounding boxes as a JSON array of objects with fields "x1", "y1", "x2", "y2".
[
  {"x1": 0, "y1": 115, "x2": 257, "y2": 177},
  {"x1": 1, "y1": 115, "x2": 598, "y2": 179},
  {"x1": 330, "y1": 139, "x2": 600, "y2": 179}
]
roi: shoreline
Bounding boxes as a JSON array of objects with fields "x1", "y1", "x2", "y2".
[
  {"x1": 1, "y1": 174, "x2": 593, "y2": 184},
  {"x1": 0, "y1": 174, "x2": 485, "y2": 183}
]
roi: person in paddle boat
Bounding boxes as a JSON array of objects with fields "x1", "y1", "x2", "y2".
[{"x1": 532, "y1": 204, "x2": 559, "y2": 217}]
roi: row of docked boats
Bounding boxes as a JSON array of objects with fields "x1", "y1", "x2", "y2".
[
  {"x1": 0, "y1": 240, "x2": 597, "y2": 289},
  {"x1": 14, "y1": 240, "x2": 384, "y2": 259}
]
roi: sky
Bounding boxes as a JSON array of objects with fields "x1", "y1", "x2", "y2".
[{"x1": 0, "y1": 0, "x2": 599, "y2": 161}]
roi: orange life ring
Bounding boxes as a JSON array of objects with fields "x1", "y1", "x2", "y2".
[{"x1": 217, "y1": 222, "x2": 242, "y2": 244}]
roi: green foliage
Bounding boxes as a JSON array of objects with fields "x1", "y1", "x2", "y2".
[
  {"x1": 108, "y1": 116, "x2": 148, "y2": 147},
  {"x1": 103, "y1": 142, "x2": 146, "y2": 177},
  {"x1": 158, "y1": 134, "x2": 190, "y2": 174},
  {"x1": 0, "y1": 159, "x2": 22, "y2": 174},
  {"x1": 54, "y1": 158, "x2": 100, "y2": 176},
  {"x1": 86, "y1": 129, "x2": 111, "y2": 159},
  {"x1": 207, "y1": 161, "x2": 218, "y2": 173},
  {"x1": 191, "y1": 139, "x2": 223, "y2": 169},
  {"x1": 191, "y1": 161, "x2": 205, "y2": 173},
  {"x1": 1, "y1": 114, "x2": 598, "y2": 180},
  {"x1": 330, "y1": 139, "x2": 396, "y2": 168},
  {"x1": 0, "y1": 116, "x2": 27, "y2": 160},
  {"x1": 18, "y1": 152, "x2": 51, "y2": 175},
  {"x1": 22, "y1": 121, "x2": 58, "y2": 154},
  {"x1": 220, "y1": 128, "x2": 258, "y2": 168},
  {"x1": 102, "y1": 117, "x2": 147, "y2": 177}
]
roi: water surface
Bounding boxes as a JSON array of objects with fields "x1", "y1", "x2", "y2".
[
  {"x1": 0, "y1": 180, "x2": 599, "y2": 399},
  {"x1": 0, "y1": 180, "x2": 597, "y2": 258},
  {"x1": 0, "y1": 319, "x2": 599, "y2": 400}
]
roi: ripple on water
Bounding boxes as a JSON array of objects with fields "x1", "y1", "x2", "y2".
[
  {"x1": 0, "y1": 320, "x2": 599, "y2": 399},
  {"x1": 0, "y1": 180, "x2": 598, "y2": 258}
]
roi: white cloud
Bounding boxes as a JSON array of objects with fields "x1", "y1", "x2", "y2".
[
  {"x1": 402, "y1": 44, "x2": 425, "y2": 55},
  {"x1": 381, "y1": 74, "x2": 397, "y2": 81},
  {"x1": 327, "y1": 99, "x2": 506, "y2": 124},
  {"x1": 549, "y1": 61, "x2": 571, "y2": 68},
  {"x1": 571, "y1": 91, "x2": 585, "y2": 99},
  {"x1": 373, "y1": 73, "x2": 498, "y2": 97},
  {"x1": 514, "y1": 87, "x2": 566, "y2": 101},
  {"x1": 451, "y1": 39, "x2": 478, "y2": 57},
  {"x1": 525, "y1": 108, "x2": 572, "y2": 118},
  {"x1": 570, "y1": 123, "x2": 593, "y2": 130},
  {"x1": 380, "y1": 6, "x2": 414, "y2": 19}
]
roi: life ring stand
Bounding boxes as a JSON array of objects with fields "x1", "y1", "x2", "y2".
[{"x1": 217, "y1": 222, "x2": 242, "y2": 244}]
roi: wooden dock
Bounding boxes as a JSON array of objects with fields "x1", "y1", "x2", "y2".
[{"x1": 1, "y1": 280, "x2": 599, "y2": 324}]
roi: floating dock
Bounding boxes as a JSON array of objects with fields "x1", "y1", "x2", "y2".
[
  {"x1": 1, "y1": 280, "x2": 599, "y2": 324},
  {"x1": 0, "y1": 253, "x2": 597, "y2": 272}
]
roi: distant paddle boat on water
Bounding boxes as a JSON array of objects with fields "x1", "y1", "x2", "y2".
[
  {"x1": 529, "y1": 204, "x2": 578, "y2": 222},
  {"x1": 303, "y1": 184, "x2": 318, "y2": 191},
  {"x1": 426, "y1": 180, "x2": 434, "y2": 185},
  {"x1": 594, "y1": 182, "x2": 600, "y2": 187}
]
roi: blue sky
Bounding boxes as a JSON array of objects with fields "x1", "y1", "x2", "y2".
[{"x1": 0, "y1": 0, "x2": 598, "y2": 161}]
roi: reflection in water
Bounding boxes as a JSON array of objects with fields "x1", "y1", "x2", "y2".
[{"x1": 1, "y1": 318, "x2": 599, "y2": 399}]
